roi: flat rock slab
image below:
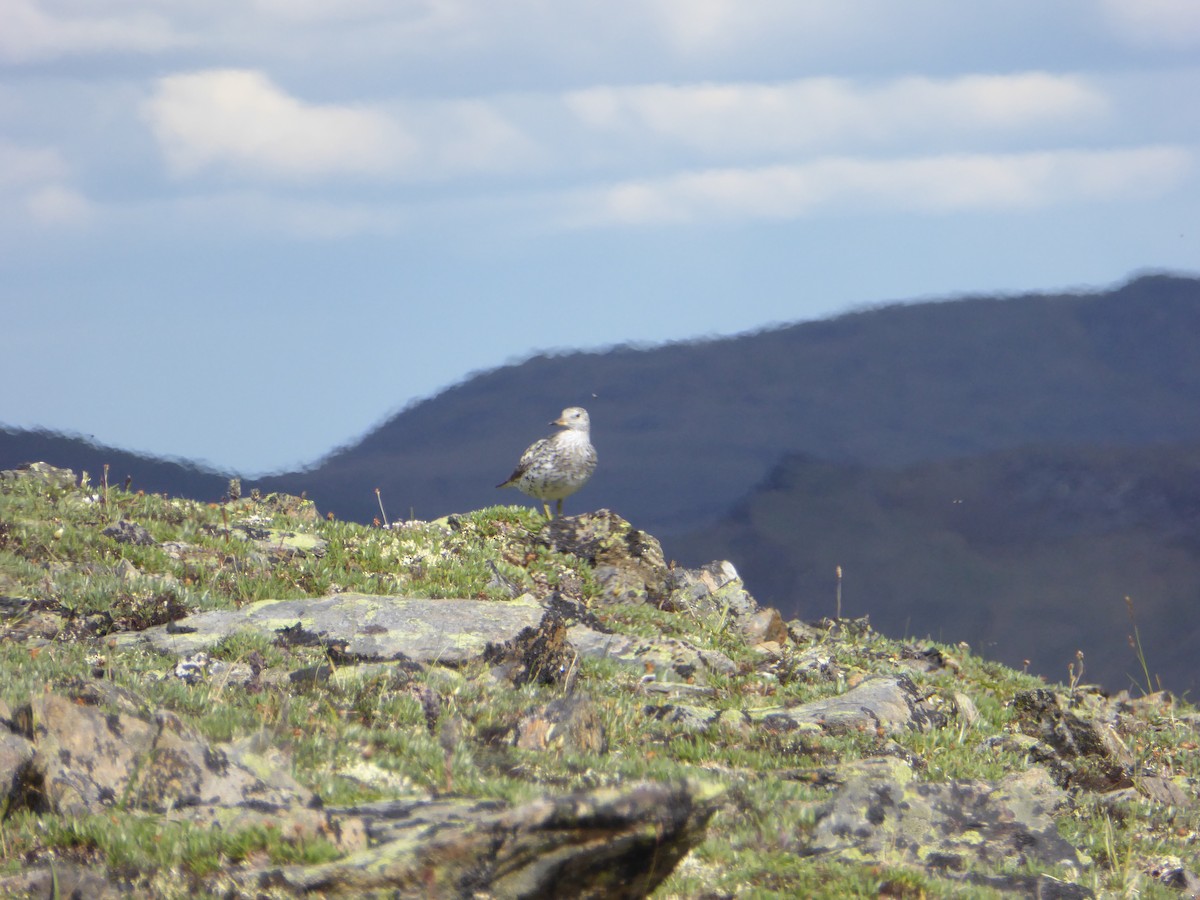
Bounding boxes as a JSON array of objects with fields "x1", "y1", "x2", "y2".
[
  {"x1": 757, "y1": 675, "x2": 945, "y2": 735},
  {"x1": 120, "y1": 593, "x2": 547, "y2": 664},
  {"x1": 121, "y1": 593, "x2": 743, "y2": 680},
  {"x1": 808, "y1": 760, "x2": 1089, "y2": 878}
]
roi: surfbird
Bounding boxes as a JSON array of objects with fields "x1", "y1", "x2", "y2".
[{"x1": 497, "y1": 407, "x2": 597, "y2": 518}]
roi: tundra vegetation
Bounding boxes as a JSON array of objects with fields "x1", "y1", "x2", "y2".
[{"x1": 0, "y1": 463, "x2": 1197, "y2": 898}]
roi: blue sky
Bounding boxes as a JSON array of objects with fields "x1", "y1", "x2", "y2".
[{"x1": 2, "y1": 1, "x2": 1199, "y2": 474}]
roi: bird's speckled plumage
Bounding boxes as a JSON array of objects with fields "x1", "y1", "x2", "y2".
[{"x1": 497, "y1": 407, "x2": 597, "y2": 518}]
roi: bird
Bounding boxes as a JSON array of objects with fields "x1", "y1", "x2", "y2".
[{"x1": 497, "y1": 407, "x2": 597, "y2": 518}]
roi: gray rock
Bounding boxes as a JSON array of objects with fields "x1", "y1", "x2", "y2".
[
  {"x1": 757, "y1": 675, "x2": 945, "y2": 735},
  {"x1": 568, "y1": 626, "x2": 739, "y2": 679},
  {"x1": 120, "y1": 592, "x2": 549, "y2": 663},
  {"x1": 236, "y1": 779, "x2": 725, "y2": 899},
  {"x1": 0, "y1": 461, "x2": 77, "y2": 490},
  {"x1": 102, "y1": 519, "x2": 156, "y2": 546},
  {"x1": 0, "y1": 862, "x2": 125, "y2": 900},
  {"x1": 664, "y1": 559, "x2": 759, "y2": 619},
  {"x1": 541, "y1": 510, "x2": 670, "y2": 605},
  {"x1": 0, "y1": 728, "x2": 34, "y2": 811},
  {"x1": 808, "y1": 759, "x2": 1088, "y2": 876},
  {"x1": 12, "y1": 689, "x2": 312, "y2": 819}
]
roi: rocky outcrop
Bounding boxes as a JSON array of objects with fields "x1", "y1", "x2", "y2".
[
  {"x1": 230, "y1": 780, "x2": 723, "y2": 898},
  {"x1": 0, "y1": 679, "x2": 721, "y2": 898},
  {"x1": 3, "y1": 468, "x2": 1197, "y2": 898},
  {"x1": 758, "y1": 674, "x2": 946, "y2": 735},
  {"x1": 3, "y1": 680, "x2": 319, "y2": 829},
  {"x1": 807, "y1": 759, "x2": 1087, "y2": 877}
]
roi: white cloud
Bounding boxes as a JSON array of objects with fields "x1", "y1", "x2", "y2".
[
  {"x1": 142, "y1": 69, "x2": 540, "y2": 183},
  {"x1": 0, "y1": 140, "x2": 92, "y2": 229},
  {"x1": 0, "y1": 0, "x2": 182, "y2": 63},
  {"x1": 1101, "y1": 0, "x2": 1200, "y2": 47},
  {"x1": 143, "y1": 69, "x2": 413, "y2": 180},
  {"x1": 0, "y1": 139, "x2": 68, "y2": 186},
  {"x1": 566, "y1": 73, "x2": 1108, "y2": 160},
  {"x1": 165, "y1": 190, "x2": 408, "y2": 240},
  {"x1": 646, "y1": 0, "x2": 854, "y2": 57},
  {"x1": 565, "y1": 146, "x2": 1193, "y2": 227},
  {"x1": 26, "y1": 183, "x2": 93, "y2": 226}
]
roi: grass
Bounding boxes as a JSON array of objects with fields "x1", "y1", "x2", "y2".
[{"x1": 1, "y1": 465, "x2": 1199, "y2": 896}]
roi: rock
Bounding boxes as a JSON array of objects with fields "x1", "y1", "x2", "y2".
[
  {"x1": 0, "y1": 728, "x2": 34, "y2": 811},
  {"x1": 567, "y1": 626, "x2": 739, "y2": 680},
  {"x1": 0, "y1": 862, "x2": 125, "y2": 899},
  {"x1": 484, "y1": 607, "x2": 574, "y2": 687},
  {"x1": 807, "y1": 760, "x2": 1088, "y2": 876},
  {"x1": 740, "y1": 607, "x2": 788, "y2": 645},
  {"x1": 0, "y1": 461, "x2": 77, "y2": 490},
  {"x1": 102, "y1": 519, "x2": 156, "y2": 546},
  {"x1": 1011, "y1": 689, "x2": 1132, "y2": 790},
  {"x1": 236, "y1": 780, "x2": 724, "y2": 898},
  {"x1": 757, "y1": 675, "x2": 945, "y2": 735},
  {"x1": 9, "y1": 686, "x2": 313, "y2": 820},
  {"x1": 663, "y1": 560, "x2": 759, "y2": 618},
  {"x1": 541, "y1": 510, "x2": 670, "y2": 605},
  {"x1": 515, "y1": 695, "x2": 608, "y2": 753},
  {"x1": 119, "y1": 592, "x2": 550, "y2": 664}
]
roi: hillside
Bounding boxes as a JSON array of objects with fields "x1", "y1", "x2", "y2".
[
  {"x1": 671, "y1": 443, "x2": 1200, "y2": 697},
  {"x1": 4, "y1": 272, "x2": 1200, "y2": 694},
  {"x1": 3, "y1": 462, "x2": 1199, "y2": 897},
  {"x1": 0, "y1": 427, "x2": 229, "y2": 500}
]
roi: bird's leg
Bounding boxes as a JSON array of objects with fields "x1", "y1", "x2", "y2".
[
  {"x1": 542, "y1": 502, "x2": 553, "y2": 519},
  {"x1": 556, "y1": 499, "x2": 564, "y2": 517}
]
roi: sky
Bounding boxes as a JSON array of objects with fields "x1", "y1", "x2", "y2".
[{"x1": 2, "y1": 1, "x2": 1199, "y2": 475}]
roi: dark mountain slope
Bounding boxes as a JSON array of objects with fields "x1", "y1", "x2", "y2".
[
  {"x1": 671, "y1": 442, "x2": 1200, "y2": 695},
  {"x1": 0, "y1": 427, "x2": 229, "y2": 499},
  {"x1": 257, "y1": 273, "x2": 1200, "y2": 531}
]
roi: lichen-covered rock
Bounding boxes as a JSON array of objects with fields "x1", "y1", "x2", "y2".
[
  {"x1": 757, "y1": 675, "x2": 945, "y2": 735},
  {"x1": 541, "y1": 510, "x2": 670, "y2": 605},
  {"x1": 663, "y1": 559, "x2": 759, "y2": 619},
  {"x1": 567, "y1": 626, "x2": 739, "y2": 680},
  {"x1": 1011, "y1": 688, "x2": 1133, "y2": 790},
  {"x1": 807, "y1": 759, "x2": 1089, "y2": 880},
  {"x1": 234, "y1": 779, "x2": 724, "y2": 899},
  {"x1": 102, "y1": 518, "x2": 157, "y2": 546},
  {"x1": 0, "y1": 461, "x2": 77, "y2": 491},
  {"x1": 6, "y1": 683, "x2": 313, "y2": 820},
  {"x1": 120, "y1": 592, "x2": 550, "y2": 663}
]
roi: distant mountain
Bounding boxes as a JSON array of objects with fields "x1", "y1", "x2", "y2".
[
  {"x1": 670, "y1": 443, "x2": 1200, "y2": 696},
  {"x1": 0, "y1": 427, "x2": 229, "y2": 500},
  {"x1": 255, "y1": 273, "x2": 1200, "y2": 534},
  {"x1": 4, "y1": 272, "x2": 1200, "y2": 692}
]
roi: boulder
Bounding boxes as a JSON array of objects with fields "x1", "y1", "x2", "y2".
[
  {"x1": 234, "y1": 779, "x2": 724, "y2": 899},
  {"x1": 807, "y1": 758, "x2": 1089, "y2": 881},
  {"x1": 757, "y1": 675, "x2": 945, "y2": 735}
]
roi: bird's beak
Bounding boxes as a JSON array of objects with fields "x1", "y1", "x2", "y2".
[{"x1": 551, "y1": 417, "x2": 566, "y2": 427}]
